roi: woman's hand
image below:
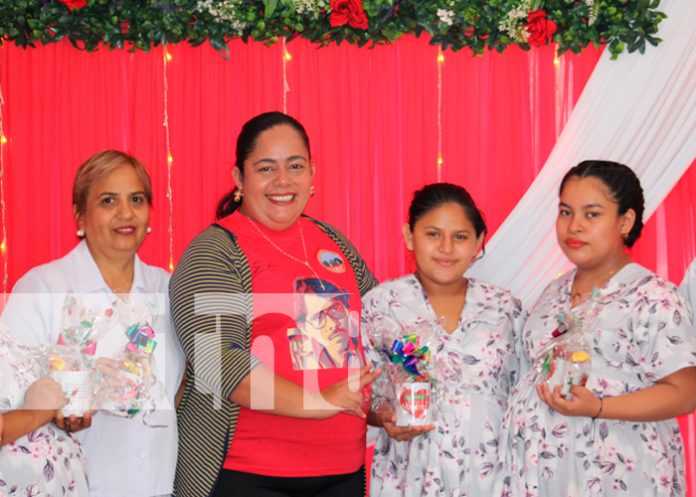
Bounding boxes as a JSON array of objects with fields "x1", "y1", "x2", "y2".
[
  {"x1": 55, "y1": 412, "x2": 93, "y2": 433},
  {"x1": 310, "y1": 365, "x2": 381, "y2": 419},
  {"x1": 24, "y1": 377, "x2": 68, "y2": 411},
  {"x1": 1, "y1": 378, "x2": 70, "y2": 446},
  {"x1": 96, "y1": 357, "x2": 129, "y2": 389},
  {"x1": 26, "y1": 377, "x2": 91, "y2": 436},
  {"x1": 374, "y1": 404, "x2": 435, "y2": 442},
  {"x1": 536, "y1": 381, "x2": 602, "y2": 418}
]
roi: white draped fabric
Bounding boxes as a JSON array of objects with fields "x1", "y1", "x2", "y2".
[
  {"x1": 681, "y1": 259, "x2": 696, "y2": 322},
  {"x1": 469, "y1": 0, "x2": 696, "y2": 308}
]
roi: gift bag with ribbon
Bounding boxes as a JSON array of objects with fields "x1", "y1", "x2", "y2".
[
  {"x1": 45, "y1": 294, "x2": 113, "y2": 416},
  {"x1": 94, "y1": 322, "x2": 157, "y2": 419},
  {"x1": 368, "y1": 315, "x2": 438, "y2": 426},
  {"x1": 537, "y1": 289, "x2": 601, "y2": 398}
]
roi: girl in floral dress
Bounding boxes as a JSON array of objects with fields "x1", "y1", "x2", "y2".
[
  {"x1": 495, "y1": 160, "x2": 696, "y2": 497},
  {"x1": 362, "y1": 183, "x2": 525, "y2": 497}
]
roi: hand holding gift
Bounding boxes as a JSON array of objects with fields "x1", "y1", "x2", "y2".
[
  {"x1": 94, "y1": 323, "x2": 157, "y2": 418},
  {"x1": 537, "y1": 289, "x2": 600, "y2": 399},
  {"x1": 373, "y1": 403, "x2": 435, "y2": 442},
  {"x1": 370, "y1": 316, "x2": 438, "y2": 427},
  {"x1": 24, "y1": 376, "x2": 68, "y2": 411},
  {"x1": 48, "y1": 346, "x2": 92, "y2": 418},
  {"x1": 45, "y1": 295, "x2": 113, "y2": 426}
]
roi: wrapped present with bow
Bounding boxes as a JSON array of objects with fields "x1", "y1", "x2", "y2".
[
  {"x1": 46, "y1": 345, "x2": 93, "y2": 417},
  {"x1": 368, "y1": 315, "x2": 439, "y2": 426},
  {"x1": 536, "y1": 289, "x2": 601, "y2": 398},
  {"x1": 94, "y1": 323, "x2": 158, "y2": 419},
  {"x1": 41, "y1": 295, "x2": 115, "y2": 416},
  {"x1": 57, "y1": 294, "x2": 113, "y2": 359}
]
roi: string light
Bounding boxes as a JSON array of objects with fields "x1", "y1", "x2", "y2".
[
  {"x1": 0, "y1": 47, "x2": 7, "y2": 298},
  {"x1": 163, "y1": 45, "x2": 174, "y2": 273},
  {"x1": 553, "y1": 44, "x2": 563, "y2": 137},
  {"x1": 282, "y1": 37, "x2": 291, "y2": 113},
  {"x1": 436, "y1": 47, "x2": 444, "y2": 181}
]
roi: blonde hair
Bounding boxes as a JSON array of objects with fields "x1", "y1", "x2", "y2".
[{"x1": 72, "y1": 150, "x2": 153, "y2": 216}]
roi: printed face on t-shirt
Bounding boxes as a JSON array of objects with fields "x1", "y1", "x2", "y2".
[{"x1": 287, "y1": 278, "x2": 360, "y2": 370}]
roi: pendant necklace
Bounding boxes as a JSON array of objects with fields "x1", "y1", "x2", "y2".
[{"x1": 245, "y1": 215, "x2": 326, "y2": 291}]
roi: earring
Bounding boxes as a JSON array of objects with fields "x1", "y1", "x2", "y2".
[
  {"x1": 310, "y1": 185, "x2": 316, "y2": 197},
  {"x1": 233, "y1": 189, "x2": 243, "y2": 203},
  {"x1": 146, "y1": 227, "x2": 152, "y2": 234},
  {"x1": 622, "y1": 232, "x2": 628, "y2": 240},
  {"x1": 76, "y1": 229, "x2": 85, "y2": 238}
]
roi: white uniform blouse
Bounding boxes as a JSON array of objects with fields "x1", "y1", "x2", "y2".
[{"x1": 1, "y1": 241, "x2": 185, "y2": 497}]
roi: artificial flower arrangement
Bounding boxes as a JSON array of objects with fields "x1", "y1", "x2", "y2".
[{"x1": 1, "y1": 0, "x2": 665, "y2": 59}]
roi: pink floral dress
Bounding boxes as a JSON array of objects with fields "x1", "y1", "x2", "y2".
[
  {"x1": 362, "y1": 275, "x2": 525, "y2": 497},
  {"x1": 495, "y1": 263, "x2": 696, "y2": 497},
  {"x1": 0, "y1": 325, "x2": 88, "y2": 497}
]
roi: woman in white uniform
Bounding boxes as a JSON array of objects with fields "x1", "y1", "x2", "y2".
[{"x1": 2, "y1": 149, "x2": 185, "y2": 497}]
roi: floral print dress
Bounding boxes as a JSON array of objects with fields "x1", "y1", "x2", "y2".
[
  {"x1": 495, "y1": 263, "x2": 696, "y2": 497},
  {"x1": 0, "y1": 324, "x2": 89, "y2": 497},
  {"x1": 361, "y1": 275, "x2": 525, "y2": 497}
]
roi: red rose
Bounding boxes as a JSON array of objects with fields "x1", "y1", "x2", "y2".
[
  {"x1": 60, "y1": 0, "x2": 87, "y2": 10},
  {"x1": 524, "y1": 9, "x2": 557, "y2": 47},
  {"x1": 330, "y1": 0, "x2": 369, "y2": 30},
  {"x1": 463, "y1": 26, "x2": 489, "y2": 40}
]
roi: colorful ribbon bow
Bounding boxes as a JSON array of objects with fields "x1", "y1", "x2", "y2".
[
  {"x1": 125, "y1": 323, "x2": 157, "y2": 357},
  {"x1": 387, "y1": 334, "x2": 430, "y2": 378}
]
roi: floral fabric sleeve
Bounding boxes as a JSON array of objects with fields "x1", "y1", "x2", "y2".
[
  {"x1": 509, "y1": 296, "x2": 528, "y2": 385},
  {"x1": 633, "y1": 277, "x2": 696, "y2": 383}
]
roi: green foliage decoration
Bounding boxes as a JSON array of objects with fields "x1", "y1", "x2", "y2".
[{"x1": 0, "y1": 0, "x2": 666, "y2": 59}]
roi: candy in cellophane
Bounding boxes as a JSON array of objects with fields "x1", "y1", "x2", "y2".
[
  {"x1": 94, "y1": 323, "x2": 157, "y2": 418},
  {"x1": 538, "y1": 289, "x2": 600, "y2": 398},
  {"x1": 46, "y1": 295, "x2": 113, "y2": 416},
  {"x1": 367, "y1": 314, "x2": 439, "y2": 426},
  {"x1": 47, "y1": 345, "x2": 92, "y2": 417}
]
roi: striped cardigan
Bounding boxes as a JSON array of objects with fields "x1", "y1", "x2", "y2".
[{"x1": 170, "y1": 216, "x2": 378, "y2": 497}]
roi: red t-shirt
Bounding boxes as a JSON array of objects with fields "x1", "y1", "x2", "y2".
[{"x1": 219, "y1": 211, "x2": 368, "y2": 477}]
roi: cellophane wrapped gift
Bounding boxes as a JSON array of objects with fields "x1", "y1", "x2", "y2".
[
  {"x1": 368, "y1": 314, "x2": 438, "y2": 426},
  {"x1": 94, "y1": 323, "x2": 157, "y2": 418},
  {"x1": 537, "y1": 289, "x2": 601, "y2": 398},
  {"x1": 45, "y1": 346, "x2": 91, "y2": 416},
  {"x1": 45, "y1": 295, "x2": 112, "y2": 416}
]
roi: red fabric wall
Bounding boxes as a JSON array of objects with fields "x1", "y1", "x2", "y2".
[{"x1": 1, "y1": 36, "x2": 695, "y2": 494}]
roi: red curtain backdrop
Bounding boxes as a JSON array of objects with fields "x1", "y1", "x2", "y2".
[
  {"x1": 0, "y1": 37, "x2": 605, "y2": 285},
  {"x1": 1, "y1": 37, "x2": 694, "y2": 494}
]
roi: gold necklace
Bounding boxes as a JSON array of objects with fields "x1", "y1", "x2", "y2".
[{"x1": 245, "y1": 216, "x2": 325, "y2": 291}]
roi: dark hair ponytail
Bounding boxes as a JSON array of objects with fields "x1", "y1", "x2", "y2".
[
  {"x1": 216, "y1": 111, "x2": 311, "y2": 219},
  {"x1": 216, "y1": 189, "x2": 240, "y2": 219}
]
